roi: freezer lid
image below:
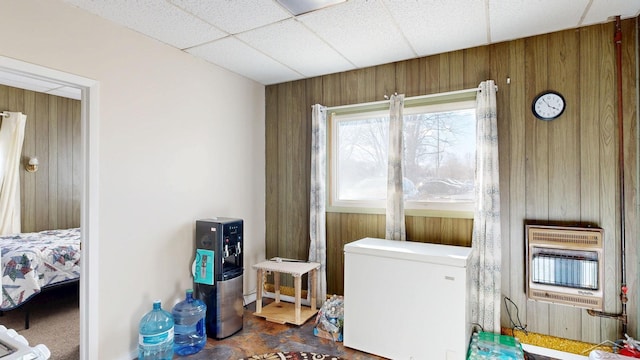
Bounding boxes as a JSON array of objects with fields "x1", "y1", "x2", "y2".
[{"x1": 344, "y1": 237, "x2": 472, "y2": 268}]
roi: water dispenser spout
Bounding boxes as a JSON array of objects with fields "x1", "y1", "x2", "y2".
[
  {"x1": 224, "y1": 244, "x2": 230, "y2": 258},
  {"x1": 236, "y1": 242, "x2": 242, "y2": 256}
]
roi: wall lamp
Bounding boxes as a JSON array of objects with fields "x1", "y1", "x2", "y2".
[{"x1": 25, "y1": 156, "x2": 39, "y2": 173}]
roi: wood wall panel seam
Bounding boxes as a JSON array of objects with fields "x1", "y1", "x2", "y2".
[
  {"x1": 0, "y1": 84, "x2": 81, "y2": 232},
  {"x1": 265, "y1": 20, "x2": 638, "y2": 344}
]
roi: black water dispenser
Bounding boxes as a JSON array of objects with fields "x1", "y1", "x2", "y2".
[{"x1": 194, "y1": 218, "x2": 244, "y2": 339}]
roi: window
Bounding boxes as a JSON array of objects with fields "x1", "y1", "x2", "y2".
[{"x1": 328, "y1": 92, "x2": 476, "y2": 216}]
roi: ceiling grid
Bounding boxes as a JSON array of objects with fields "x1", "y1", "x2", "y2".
[{"x1": 7, "y1": 0, "x2": 640, "y2": 90}]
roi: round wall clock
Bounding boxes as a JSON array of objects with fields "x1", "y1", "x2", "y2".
[{"x1": 532, "y1": 91, "x2": 565, "y2": 120}]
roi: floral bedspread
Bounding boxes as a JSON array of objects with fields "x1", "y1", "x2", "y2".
[{"x1": 0, "y1": 228, "x2": 81, "y2": 311}]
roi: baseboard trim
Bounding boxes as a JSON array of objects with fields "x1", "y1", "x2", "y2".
[
  {"x1": 260, "y1": 291, "x2": 311, "y2": 307},
  {"x1": 243, "y1": 292, "x2": 257, "y2": 306}
]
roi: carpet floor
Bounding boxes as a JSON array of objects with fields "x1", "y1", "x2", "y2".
[{"x1": 0, "y1": 282, "x2": 79, "y2": 360}]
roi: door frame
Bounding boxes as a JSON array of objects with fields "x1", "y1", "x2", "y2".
[{"x1": 0, "y1": 55, "x2": 99, "y2": 360}]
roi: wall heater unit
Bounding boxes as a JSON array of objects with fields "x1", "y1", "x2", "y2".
[{"x1": 525, "y1": 224, "x2": 604, "y2": 311}]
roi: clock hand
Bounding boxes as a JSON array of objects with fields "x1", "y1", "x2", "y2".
[{"x1": 542, "y1": 98, "x2": 559, "y2": 111}]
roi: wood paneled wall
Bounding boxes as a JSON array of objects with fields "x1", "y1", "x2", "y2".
[
  {"x1": 266, "y1": 20, "x2": 639, "y2": 343},
  {"x1": 0, "y1": 84, "x2": 81, "y2": 233}
]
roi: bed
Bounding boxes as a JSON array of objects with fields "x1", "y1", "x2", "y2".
[{"x1": 0, "y1": 228, "x2": 81, "y2": 317}]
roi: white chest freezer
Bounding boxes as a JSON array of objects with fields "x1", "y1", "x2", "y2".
[{"x1": 343, "y1": 237, "x2": 473, "y2": 360}]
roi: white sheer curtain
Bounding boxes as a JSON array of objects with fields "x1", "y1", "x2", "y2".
[
  {"x1": 309, "y1": 104, "x2": 327, "y2": 307},
  {"x1": 0, "y1": 112, "x2": 27, "y2": 235},
  {"x1": 469, "y1": 80, "x2": 502, "y2": 333},
  {"x1": 385, "y1": 94, "x2": 406, "y2": 241}
]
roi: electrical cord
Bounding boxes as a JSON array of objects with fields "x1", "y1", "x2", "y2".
[
  {"x1": 503, "y1": 296, "x2": 528, "y2": 335},
  {"x1": 470, "y1": 322, "x2": 484, "y2": 334}
]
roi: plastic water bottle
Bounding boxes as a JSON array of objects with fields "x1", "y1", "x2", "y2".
[
  {"x1": 172, "y1": 289, "x2": 207, "y2": 356},
  {"x1": 138, "y1": 300, "x2": 174, "y2": 360}
]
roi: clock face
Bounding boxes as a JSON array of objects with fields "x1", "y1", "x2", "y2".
[{"x1": 532, "y1": 91, "x2": 565, "y2": 120}]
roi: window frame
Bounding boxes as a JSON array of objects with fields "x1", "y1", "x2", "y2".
[{"x1": 326, "y1": 90, "x2": 477, "y2": 218}]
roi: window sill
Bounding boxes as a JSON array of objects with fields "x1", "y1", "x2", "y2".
[{"x1": 326, "y1": 205, "x2": 473, "y2": 219}]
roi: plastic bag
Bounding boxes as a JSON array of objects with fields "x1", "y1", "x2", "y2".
[{"x1": 313, "y1": 295, "x2": 344, "y2": 341}]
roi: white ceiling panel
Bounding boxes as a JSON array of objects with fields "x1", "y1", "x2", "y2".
[
  {"x1": 385, "y1": 0, "x2": 489, "y2": 57},
  {"x1": 0, "y1": 71, "x2": 81, "y2": 100},
  {"x1": 582, "y1": 0, "x2": 640, "y2": 25},
  {"x1": 171, "y1": 0, "x2": 291, "y2": 34},
  {"x1": 237, "y1": 19, "x2": 356, "y2": 78},
  {"x1": 37, "y1": 1, "x2": 640, "y2": 85},
  {"x1": 47, "y1": 86, "x2": 82, "y2": 100},
  {"x1": 299, "y1": 0, "x2": 417, "y2": 68},
  {"x1": 489, "y1": 0, "x2": 591, "y2": 43},
  {"x1": 187, "y1": 37, "x2": 303, "y2": 85},
  {"x1": 65, "y1": 0, "x2": 227, "y2": 49},
  {"x1": 0, "y1": 72, "x2": 64, "y2": 93},
  {"x1": 0, "y1": 77, "x2": 55, "y2": 95}
]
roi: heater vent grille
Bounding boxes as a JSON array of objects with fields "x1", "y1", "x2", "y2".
[
  {"x1": 526, "y1": 225, "x2": 604, "y2": 311},
  {"x1": 529, "y1": 228, "x2": 602, "y2": 247},
  {"x1": 530, "y1": 289, "x2": 603, "y2": 308}
]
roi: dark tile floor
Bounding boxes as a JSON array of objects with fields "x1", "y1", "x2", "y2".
[
  {"x1": 182, "y1": 299, "x2": 386, "y2": 360},
  {"x1": 180, "y1": 299, "x2": 557, "y2": 360}
]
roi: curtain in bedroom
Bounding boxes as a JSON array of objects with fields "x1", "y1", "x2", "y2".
[
  {"x1": 309, "y1": 104, "x2": 327, "y2": 307},
  {"x1": 0, "y1": 112, "x2": 27, "y2": 235},
  {"x1": 385, "y1": 94, "x2": 406, "y2": 241},
  {"x1": 469, "y1": 80, "x2": 501, "y2": 333}
]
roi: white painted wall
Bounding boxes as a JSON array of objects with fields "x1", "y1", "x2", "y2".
[{"x1": 0, "y1": 1, "x2": 266, "y2": 358}]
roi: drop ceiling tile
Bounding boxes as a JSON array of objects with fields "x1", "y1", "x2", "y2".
[
  {"x1": 187, "y1": 37, "x2": 303, "y2": 85},
  {"x1": 170, "y1": 0, "x2": 291, "y2": 34},
  {"x1": 489, "y1": 0, "x2": 590, "y2": 43},
  {"x1": 63, "y1": 0, "x2": 640, "y2": 86},
  {"x1": 47, "y1": 86, "x2": 82, "y2": 100},
  {"x1": 384, "y1": 0, "x2": 488, "y2": 57},
  {"x1": 276, "y1": 0, "x2": 347, "y2": 16},
  {"x1": 0, "y1": 77, "x2": 52, "y2": 95},
  {"x1": 0, "y1": 72, "x2": 81, "y2": 100},
  {"x1": 0, "y1": 72, "x2": 63, "y2": 93},
  {"x1": 582, "y1": 0, "x2": 640, "y2": 25},
  {"x1": 64, "y1": 0, "x2": 227, "y2": 49},
  {"x1": 236, "y1": 19, "x2": 355, "y2": 78},
  {"x1": 299, "y1": 0, "x2": 416, "y2": 68}
]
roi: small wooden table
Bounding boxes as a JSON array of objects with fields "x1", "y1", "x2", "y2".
[{"x1": 253, "y1": 259, "x2": 321, "y2": 325}]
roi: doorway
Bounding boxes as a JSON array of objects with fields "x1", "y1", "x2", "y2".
[{"x1": 0, "y1": 55, "x2": 99, "y2": 360}]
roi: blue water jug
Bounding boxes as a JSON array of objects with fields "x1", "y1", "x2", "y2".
[
  {"x1": 138, "y1": 300, "x2": 174, "y2": 360},
  {"x1": 172, "y1": 289, "x2": 207, "y2": 356}
]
